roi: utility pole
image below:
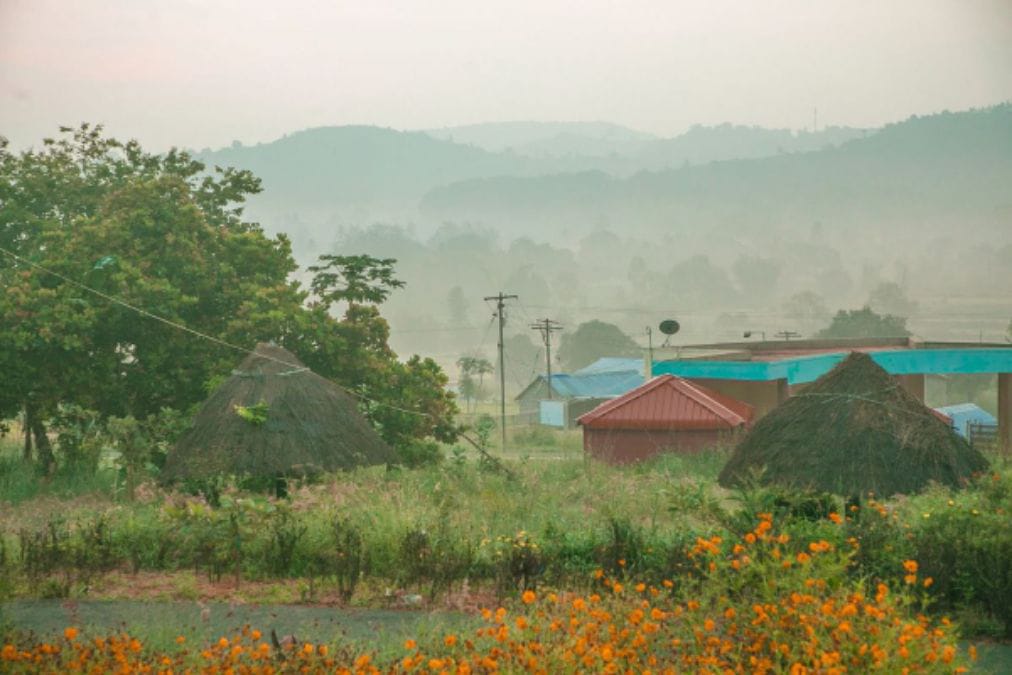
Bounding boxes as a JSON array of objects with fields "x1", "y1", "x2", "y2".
[
  {"x1": 645, "y1": 326, "x2": 654, "y2": 378},
  {"x1": 530, "y1": 318, "x2": 563, "y2": 398},
  {"x1": 485, "y1": 291, "x2": 518, "y2": 452}
]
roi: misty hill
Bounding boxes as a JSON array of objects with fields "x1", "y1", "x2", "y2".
[
  {"x1": 196, "y1": 126, "x2": 531, "y2": 225},
  {"x1": 425, "y1": 121, "x2": 865, "y2": 165},
  {"x1": 420, "y1": 105, "x2": 1012, "y2": 244},
  {"x1": 197, "y1": 121, "x2": 871, "y2": 246},
  {"x1": 424, "y1": 121, "x2": 658, "y2": 157}
]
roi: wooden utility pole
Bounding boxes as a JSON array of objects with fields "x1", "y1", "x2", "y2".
[
  {"x1": 530, "y1": 318, "x2": 563, "y2": 398},
  {"x1": 485, "y1": 292, "x2": 518, "y2": 451}
]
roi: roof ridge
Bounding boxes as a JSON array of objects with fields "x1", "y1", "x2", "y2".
[
  {"x1": 674, "y1": 379, "x2": 748, "y2": 426},
  {"x1": 577, "y1": 374, "x2": 672, "y2": 424}
]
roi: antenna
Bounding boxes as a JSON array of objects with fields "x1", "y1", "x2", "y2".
[{"x1": 658, "y1": 319, "x2": 680, "y2": 347}]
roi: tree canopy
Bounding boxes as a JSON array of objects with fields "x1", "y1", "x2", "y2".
[
  {"x1": 0, "y1": 125, "x2": 456, "y2": 469},
  {"x1": 558, "y1": 320, "x2": 641, "y2": 372},
  {"x1": 816, "y1": 307, "x2": 910, "y2": 339}
]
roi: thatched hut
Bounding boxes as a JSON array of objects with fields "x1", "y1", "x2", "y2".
[
  {"x1": 164, "y1": 343, "x2": 395, "y2": 481},
  {"x1": 718, "y1": 352, "x2": 989, "y2": 496}
]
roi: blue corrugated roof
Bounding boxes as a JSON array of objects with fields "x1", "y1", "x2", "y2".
[
  {"x1": 934, "y1": 403, "x2": 997, "y2": 439},
  {"x1": 544, "y1": 370, "x2": 644, "y2": 398},
  {"x1": 574, "y1": 357, "x2": 644, "y2": 376}
]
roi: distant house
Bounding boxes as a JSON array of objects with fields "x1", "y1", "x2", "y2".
[
  {"x1": 578, "y1": 375, "x2": 753, "y2": 464},
  {"x1": 515, "y1": 370, "x2": 644, "y2": 428},
  {"x1": 934, "y1": 403, "x2": 998, "y2": 441}
]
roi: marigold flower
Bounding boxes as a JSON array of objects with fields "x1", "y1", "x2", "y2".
[
  {"x1": 176, "y1": 635, "x2": 186, "y2": 645},
  {"x1": 904, "y1": 574, "x2": 917, "y2": 584},
  {"x1": 444, "y1": 634, "x2": 457, "y2": 647},
  {"x1": 902, "y1": 560, "x2": 918, "y2": 574},
  {"x1": 218, "y1": 637, "x2": 230, "y2": 649},
  {"x1": 404, "y1": 639, "x2": 417, "y2": 650},
  {"x1": 522, "y1": 590, "x2": 536, "y2": 604},
  {"x1": 63, "y1": 627, "x2": 78, "y2": 641},
  {"x1": 355, "y1": 653, "x2": 371, "y2": 668},
  {"x1": 635, "y1": 583, "x2": 646, "y2": 593},
  {"x1": 796, "y1": 552, "x2": 811, "y2": 564},
  {"x1": 828, "y1": 512, "x2": 842, "y2": 524},
  {"x1": 923, "y1": 577, "x2": 934, "y2": 588},
  {"x1": 251, "y1": 630, "x2": 261, "y2": 641}
]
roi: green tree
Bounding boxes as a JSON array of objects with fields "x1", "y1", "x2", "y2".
[
  {"x1": 816, "y1": 307, "x2": 910, "y2": 339},
  {"x1": 867, "y1": 281, "x2": 918, "y2": 317},
  {"x1": 0, "y1": 125, "x2": 457, "y2": 469},
  {"x1": 308, "y1": 254, "x2": 404, "y2": 306},
  {"x1": 456, "y1": 355, "x2": 494, "y2": 412},
  {"x1": 558, "y1": 320, "x2": 640, "y2": 372}
]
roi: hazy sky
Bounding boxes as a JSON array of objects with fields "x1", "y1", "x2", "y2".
[{"x1": 2, "y1": 0, "x2": 1010, "y2": 151}]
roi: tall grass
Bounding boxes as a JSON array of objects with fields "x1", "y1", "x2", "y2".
[{"x1": 0, "y1": 437, "x2": 117, "y2": 505}]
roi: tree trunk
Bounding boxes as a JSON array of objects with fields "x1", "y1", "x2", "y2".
[
  {"x1": 30, "y1": 412, "x2": 55, "y2": 474},
  {"x1": 23, "y1": 404, "x2": 34, "y2": 462}
]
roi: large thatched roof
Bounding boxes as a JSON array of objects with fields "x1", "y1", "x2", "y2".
[
  {"x1": 164, "y1": 343, "x2": 395, "y2": 480},
  {"x1": 718, "y1": 352, "x2": 989, "y2": 496}
]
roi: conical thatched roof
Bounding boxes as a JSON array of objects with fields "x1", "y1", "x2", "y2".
[
  {"x1": 164, "y1": 343, "x2": 395, "y2": 481},
  {"x1": 719, "y1": 352, "x2": 989, "y2": 496}
]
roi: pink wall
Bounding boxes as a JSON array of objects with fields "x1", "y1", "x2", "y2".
[{"x1": 584, "y1": 428, "x2": 735, "y2": 464}]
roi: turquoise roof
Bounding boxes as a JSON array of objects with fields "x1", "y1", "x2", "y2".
[{"x1": 653, "y1": 348, "x2": 1012, "y2": 385}]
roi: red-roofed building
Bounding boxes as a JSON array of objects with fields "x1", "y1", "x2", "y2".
[{"x1": 577, "y1": 375, "x2": 754, "y2": 464}]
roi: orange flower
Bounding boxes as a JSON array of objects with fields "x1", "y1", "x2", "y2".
[
  {"x1": 63, "y1": 627, "x2": 78, "y2": 641},
  {"x1": 828, "y1": 512, "x2": 842, "y2": 524},
  {"x1": 522, "y1": 590, "x2": 536, "y2": 604},
  {"x1": 251, "y1": 630, "x2": 261, "y2": 641},
  {"x1": 404, "y1": 639, "x2": 417, "y2": 650},
  {"x1": 902, "y1": 560, "x2": 918, "y2": 574},
  {"x1": 444, "y1": 634, "x2": 457, "y2": 647},
  {"x1": 796, "y1": 552, "x2": 811, "y2": 564},
  {"x1": 923, "y1": 577, "x2": 934, "y2": 588}
]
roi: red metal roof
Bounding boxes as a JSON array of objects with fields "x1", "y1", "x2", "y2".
[{"x1": 578, "y1": 375, "x2": 754, "y2": 431}]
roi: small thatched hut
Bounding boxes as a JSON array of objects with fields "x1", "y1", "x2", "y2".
[
  {"x1": 718, "y1": 352, "x2": 989, "y2": 496},
  {"x1": 164, "y1": 343, "x2": 395, "y2": 481}
]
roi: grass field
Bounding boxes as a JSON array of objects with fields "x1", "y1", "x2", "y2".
[{"x1": 2, "y1": 426, "x2": 1011, "y2": 671}]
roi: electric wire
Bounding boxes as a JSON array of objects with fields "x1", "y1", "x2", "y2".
[{"x1": 0, "y1": 244, "x2": 436, "y2": 419}]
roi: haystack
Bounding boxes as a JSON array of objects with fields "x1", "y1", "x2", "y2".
[
  {"x1": 718, "y1": 352, "x2": 988, "y2": 496},
  {"x1": 164, "y1": 343, "x2": 395, "y2": 481}
]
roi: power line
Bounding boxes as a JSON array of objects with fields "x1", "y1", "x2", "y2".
[
  {"x1": 0, "y1": 244, "x2": 434, "y2": 419},
  {"x1": 484, "y1": 291, "x2": 518, "y2": 452},
  {"x1": 530, "y1": 318, "x2": 563, "y2": 399}
]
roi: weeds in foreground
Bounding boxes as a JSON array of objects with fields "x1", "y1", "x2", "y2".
[{"x1": 2, "y1": 512, "x2": 975, "y2": 674}]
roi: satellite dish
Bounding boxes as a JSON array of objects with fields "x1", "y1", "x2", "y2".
[{"x1": 659, "y1": 319, "x2": 680, "y2": 336}]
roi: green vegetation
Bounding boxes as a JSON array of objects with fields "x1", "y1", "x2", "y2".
[
  {"x1": 557, "y1": 320, "x2": 641, "y2": 372},
  {"x1": 817, "y1": 306, "x2": 910, "y2": 338},
  {"x1": 0, "y1": 126, "x2": 457, "y2": 472},
  {"x1": 2, "y1": 436, "x2": 1010, "y2": 640}
]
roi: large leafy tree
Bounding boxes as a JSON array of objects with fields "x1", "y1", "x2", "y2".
[
  {"x1": 0, "y1": 125, "x2": 456, "y2": 466},
  {"x1": 558, "y1": 320, "x2": 641, "y2": 372},
  {"x1": 816, "y1": 306, "x2": 910, "y2": 339}
]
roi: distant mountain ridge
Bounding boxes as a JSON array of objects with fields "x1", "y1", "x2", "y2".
[
  {"x1": 420, "y1": 105, "x2": 1012, "y2": 242},
  {"x1": 194, "y1": 104, "x2": 1011, "y2": 256}
]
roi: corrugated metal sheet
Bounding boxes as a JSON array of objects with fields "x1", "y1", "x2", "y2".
[
  {"x1": 934, "y1": 403, "x2": 997, "y2": 438},
  {"x1": 546, "y1": 370, "x2": 644, "y2": 398},
  {"x1": 578, "y1": 375, "x2": 754, "y2": 430},
  {"x1": 574, "y1": 358, "x2": 644, "y2": 376}
]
